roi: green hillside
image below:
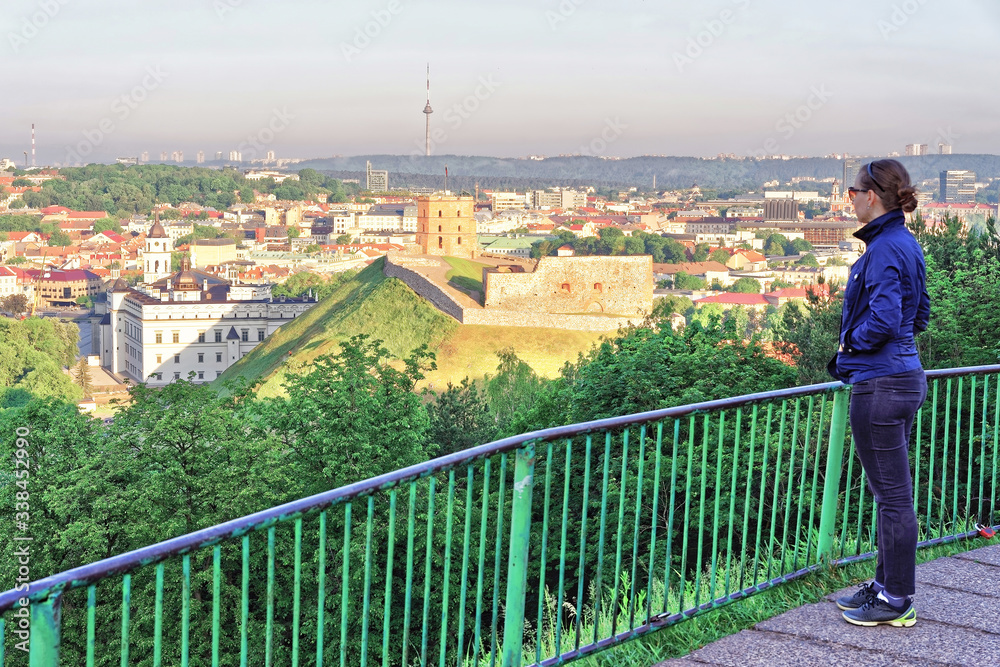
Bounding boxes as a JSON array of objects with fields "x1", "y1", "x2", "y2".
[{"x1": 217, "y1": 258, "x2": 614, "y2": 397}]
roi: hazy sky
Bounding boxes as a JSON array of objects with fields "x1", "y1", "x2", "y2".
[{"x1": 2, "y1": 0, "x2": 998, "y2": 164}]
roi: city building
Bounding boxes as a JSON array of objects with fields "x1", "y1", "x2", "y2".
[
  {"x1": 99, "y1": 264, "x2": 316, "y2": 385},
  {"x1": 532, "y1": 188, "x2": 586, "y2": 210},
  {"x1": 490, "y1": 192, "x2": 529, "y2": 212},
  {"x1": 366, "y1": 161, "x2": 389, "y2": 192},
  {"x1": 191, "y1": 238, "x2": 238, "y2": 268},
  {"x1": 32, "y1": 269, "x2": 104, "y2": 306},
  {"x1": 905, "y1": 144, "x2": 928, "y2": 156},
  {"x1": 939, "y1": 144, "x2": 953, "y2": 155},
  {"x1": 843, "y1": 158, "x2": 861, "y2": 190},
  {"x1": 764, "y1": 199, "x2": 798, "y2": 221},
  {"x1": 416, "y1": 194, "x2": 477, "y2": 258},
  {"x1": 939, "y1": 170, "x2": 976, "y2": 203},
  {"x1": 197, "y1": 151, "x2": 205, "y2": 164},
  {"x1": 229, "y1": 151, "x2": 242, "y2": 162}
]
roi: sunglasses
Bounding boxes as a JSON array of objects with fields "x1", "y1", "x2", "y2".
[{"x1": 848, "y1": 163, "x2": 886, "y2": 203}]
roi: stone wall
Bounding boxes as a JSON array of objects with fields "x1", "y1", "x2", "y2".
[
  {"x1": 385, "y1": 254, "x2": 645, "y2": 332},
  {"x1": 483, "y1": 255, "x2": 653, "y2": 315},
  {"x1": 383, "y1": 255, "x2": 465, "y2": 322}
]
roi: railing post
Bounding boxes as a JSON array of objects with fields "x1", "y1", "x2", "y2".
[
  {"x1": 28, "y1": 593, "x2": 62, "y2": 667},
  {"x1": 502, "y1": 442, "x2": 536, "y2": 667},
  {"x1": 817, "y1": 387, "x2": 850, "y2": 562}
]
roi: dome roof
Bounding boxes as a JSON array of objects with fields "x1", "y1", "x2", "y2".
[{"x1": 148, "y1": 221, "x2": 168, "y2": 238}]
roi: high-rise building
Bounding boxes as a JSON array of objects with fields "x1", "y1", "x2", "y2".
[
  {"x1": 215, "y1": 152, "x2": 223, "y2": 161},
  {"x1": 196, "y1": 151, "x2": 205, "y2": 164},
  {"x1": 843, "y1": 158, "x2": 861, "y2": 189},
  {"x1": 266, "y1": 150, "x2": 276, "y2": 162},
  {"x1": 905, "y1": 143, "x2": 928, "y2": 156},
  {"x1": 366, "y1": 161, "x2": 388, "y2": 192},
  {"x1": 939, "y1": 143, "x2": 953, "y2": 155},
  {"x1": 140, "y1": 151, "x2": 149, "y2": 163},
  {"x1": 229, "y1": 151, "x2": 242, "y2": 162},
  {"x1": 160, "y1": 152, "x2": 168, "y2": 162},
  {"x1": 172, "y1": 151, "x2": 184, "y2": 163},
  {"x1": 939, "y1": 170, "x2": 976, "y2": 203}
]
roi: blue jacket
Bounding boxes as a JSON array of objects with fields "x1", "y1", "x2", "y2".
[{"x1": 830, "y1": 209, "x2": 930, "y2": 384}]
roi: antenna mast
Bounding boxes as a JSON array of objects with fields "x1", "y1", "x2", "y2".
[{"x1": 423, "y1": 64, "x2": 433, "y2": 157}]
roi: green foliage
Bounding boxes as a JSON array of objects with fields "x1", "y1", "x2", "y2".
[
  {"x1": 795, "y1": 253, "x2": 819, "y2": 268},
  {"x1": 709, "y1": 249, "x2": 731, "y2": 264},
  {"x1": 1, "y1": 293, "x2": 29, "y2": 315},
  {"x1": 772, "y1": 287, "x2": 842, "y2": 385},
  {"x1": 443, "y1": 256, "x2": 490, "y2": 296},
  {"x1": 335, "y1": 233, "x2": 354, "y2": 244},
  {"x1": 673, "y1": 271, "x2": 706, "y2": 290},
  {"x1": 48, "y1": 229, "x2": 72, "y2": 246},
  {"x1": 271, "y1": 269, "x2": 357, "y2": 301},
  {"x1": 426, "y1": 377, "x2": 498, "y2": 456},
  {"x1": 728, "y1": 277, "x2": 762, "y2": 293},
  {"x1": 0, "y1": 317, "x2": 82, "y2": 405},
  {"x1": 691, "y1": 243, "x2": 710, "y2": 262},
  {"x1": 93, "y1": 218, "x2": 122, "y2": 234},
  {"x1": 516, "y1": 318, "x2": 796, "y2": 429},
  {"x1": 260, "y1": 334, "x2": 436, "y2": 496}
]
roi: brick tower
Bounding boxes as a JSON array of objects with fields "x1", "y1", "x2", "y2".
[{"x1": 416, "y1": 194, "x2": 478, "y2": 259}]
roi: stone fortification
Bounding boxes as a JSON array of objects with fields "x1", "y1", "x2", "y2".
[
  {"x1": 383, "y1": 256, "x2": 466, "y2": 321},
  {"x1": 483, "y1": 255, "x2": 653, "y2": 315},
  {"x1": 416, "y1": 194, "x2": 478, "y2": 259},
  {"x1": 384, "y1": 254, "x2": 652, "y2": 332}
]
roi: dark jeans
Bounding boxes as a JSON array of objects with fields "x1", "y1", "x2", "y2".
[{"x1": 849, "y1": 368, "x2": 927, "y2": 597}]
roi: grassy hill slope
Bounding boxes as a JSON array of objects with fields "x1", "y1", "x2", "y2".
[{"x1": 216, "y1": 258, "x2": 614, "y2": 397}]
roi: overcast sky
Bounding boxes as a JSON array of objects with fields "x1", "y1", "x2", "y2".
[{"x1": 2, "y1": 0, "x2": 998, "y2": 165}]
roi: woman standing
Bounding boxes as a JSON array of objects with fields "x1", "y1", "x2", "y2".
[{"x1": 828, "y1": 159, "x2": 930, "y2": 627}]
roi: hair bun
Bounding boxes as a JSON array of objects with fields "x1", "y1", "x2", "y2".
[{"x1": 897, "y1": 186, "x2": 918, "y2": 213}]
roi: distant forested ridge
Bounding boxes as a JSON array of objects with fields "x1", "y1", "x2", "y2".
[{"x1": 298, "y1": 154, "x2": 1000, "y2": 191}]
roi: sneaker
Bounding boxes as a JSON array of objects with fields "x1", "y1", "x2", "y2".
[
  {"x1": 842, "y1": 595, "x2": 916, "y2": 627},
  {"x1": 835, "y1": 582, "x2": 878, "y2": 611}
]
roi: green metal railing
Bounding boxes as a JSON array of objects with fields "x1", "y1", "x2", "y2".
[{"x1": 2, "y1": 366, "x2": 999, "y2": 666}]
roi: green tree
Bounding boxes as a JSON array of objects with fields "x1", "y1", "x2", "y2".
[
  {"x1": 335, "y1": 234, "x2": 354, "y2": 244},
  {"x1": 796, "y1": 253, "x2": 820, "y2": 267},
  {"x1": 287, "y1": 227, "x2": 301, "y2": 238},
  {"x1": 93, "y1": 218, "x2": 122, "y2": 234},
  {"x1": 259, "y1": 335, "x2": 436, "y2": 496},
  {"x1": 691, "y1": 243, "x2": 711, "y2": 262},
  {"x1": 709, "y1": 249, "x2": 731, "y2": 264},
  {"x1": 426, "y1": 378, "x2": 498, "y2": 456},
  {"x1": 674, "y1": 271, "x2": 707, "y2": 290},
  {"x1": 74, "y1": 357, "x2": 92, "y2": 397},
  {"x1": 790, "y1": 238, "x2": 813, "y2": 253},
  {"x1": 48, "y1": 229, "x2": 72, "y2": 247},
  {"x1": 772, "y1": 284, "x2": 843, "y2": 385},
  {"x1": 1, "y1": 293, "x2": 29, "y2": 316},
  {"x1": 728, "y1": 277, "x2": 762, "y2": 293}
]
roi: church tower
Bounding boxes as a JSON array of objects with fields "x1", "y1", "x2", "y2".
[{"x1": 144, "y1": 219, "x2": 173, "y2": 283}]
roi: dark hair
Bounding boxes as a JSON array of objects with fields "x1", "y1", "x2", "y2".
[{"x1": 859, "y1": 159, "x2": 918, "y2": 213}]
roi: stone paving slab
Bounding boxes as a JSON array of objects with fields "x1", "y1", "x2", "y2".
[
  {"x1": 916, "y1": 586, "x2": 1000, "y2": 635},
  {"x1": 670, "y1": 629, "x2": 945, "y2": 667},
  {"x1": 914, "y1": 559, "x2": 1000, "y2": 598},
  {"x1": 652, "y1": 659, "x2": 719, "y2": 667},
  {"x1": 952, "y1": 543, "x2": 1000, "y2": 567},
  {"x1": 756, "y1": 602, "x2": 996, "y2": 666}
]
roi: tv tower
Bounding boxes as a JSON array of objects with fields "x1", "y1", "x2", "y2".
[
  {"x1": 31, "y1": 124, "x2": 36, "y2": 167},
  {"x1": 423, "y1": 64, "x2": 433, "y2": 156}
]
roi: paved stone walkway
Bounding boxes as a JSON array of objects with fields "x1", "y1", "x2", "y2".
[{"x1": 655, "y1": 543, "x2": 1000, "y2": 667}]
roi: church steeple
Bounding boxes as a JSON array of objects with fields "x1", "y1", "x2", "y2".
[{"x1": 144, "y1": 212, "x2": 173, "y2": 283}]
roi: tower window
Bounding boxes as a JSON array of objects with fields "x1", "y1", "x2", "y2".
[
  {"x1": 438, "y1": 225, "x2": 442, "y2": 232},
  {"x1": 438, "y1": 210, "x2": 443, "y2": 217},
  {"x1": 458, "y1": 225, "x2": 461, "y2": 232},
  {"x1": 438, "y1": 236, "x2": 443, "y2": 249},
  {"x1": 457, "y1": 210, "x2": 462, "y2": 217},
  {"x1": 457, "y1": 237, "x2": 462, "y2": 245},
  {"x1": 561, "y1": 283, "x2": 571, "y2": 293},
  {"x1": 594, "y1": 283, "x2": 603, "y2": 292}
]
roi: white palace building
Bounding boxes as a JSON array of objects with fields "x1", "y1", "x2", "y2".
[{"x1": 98, "y1": 221, "x2": 316, "y2": 385}]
